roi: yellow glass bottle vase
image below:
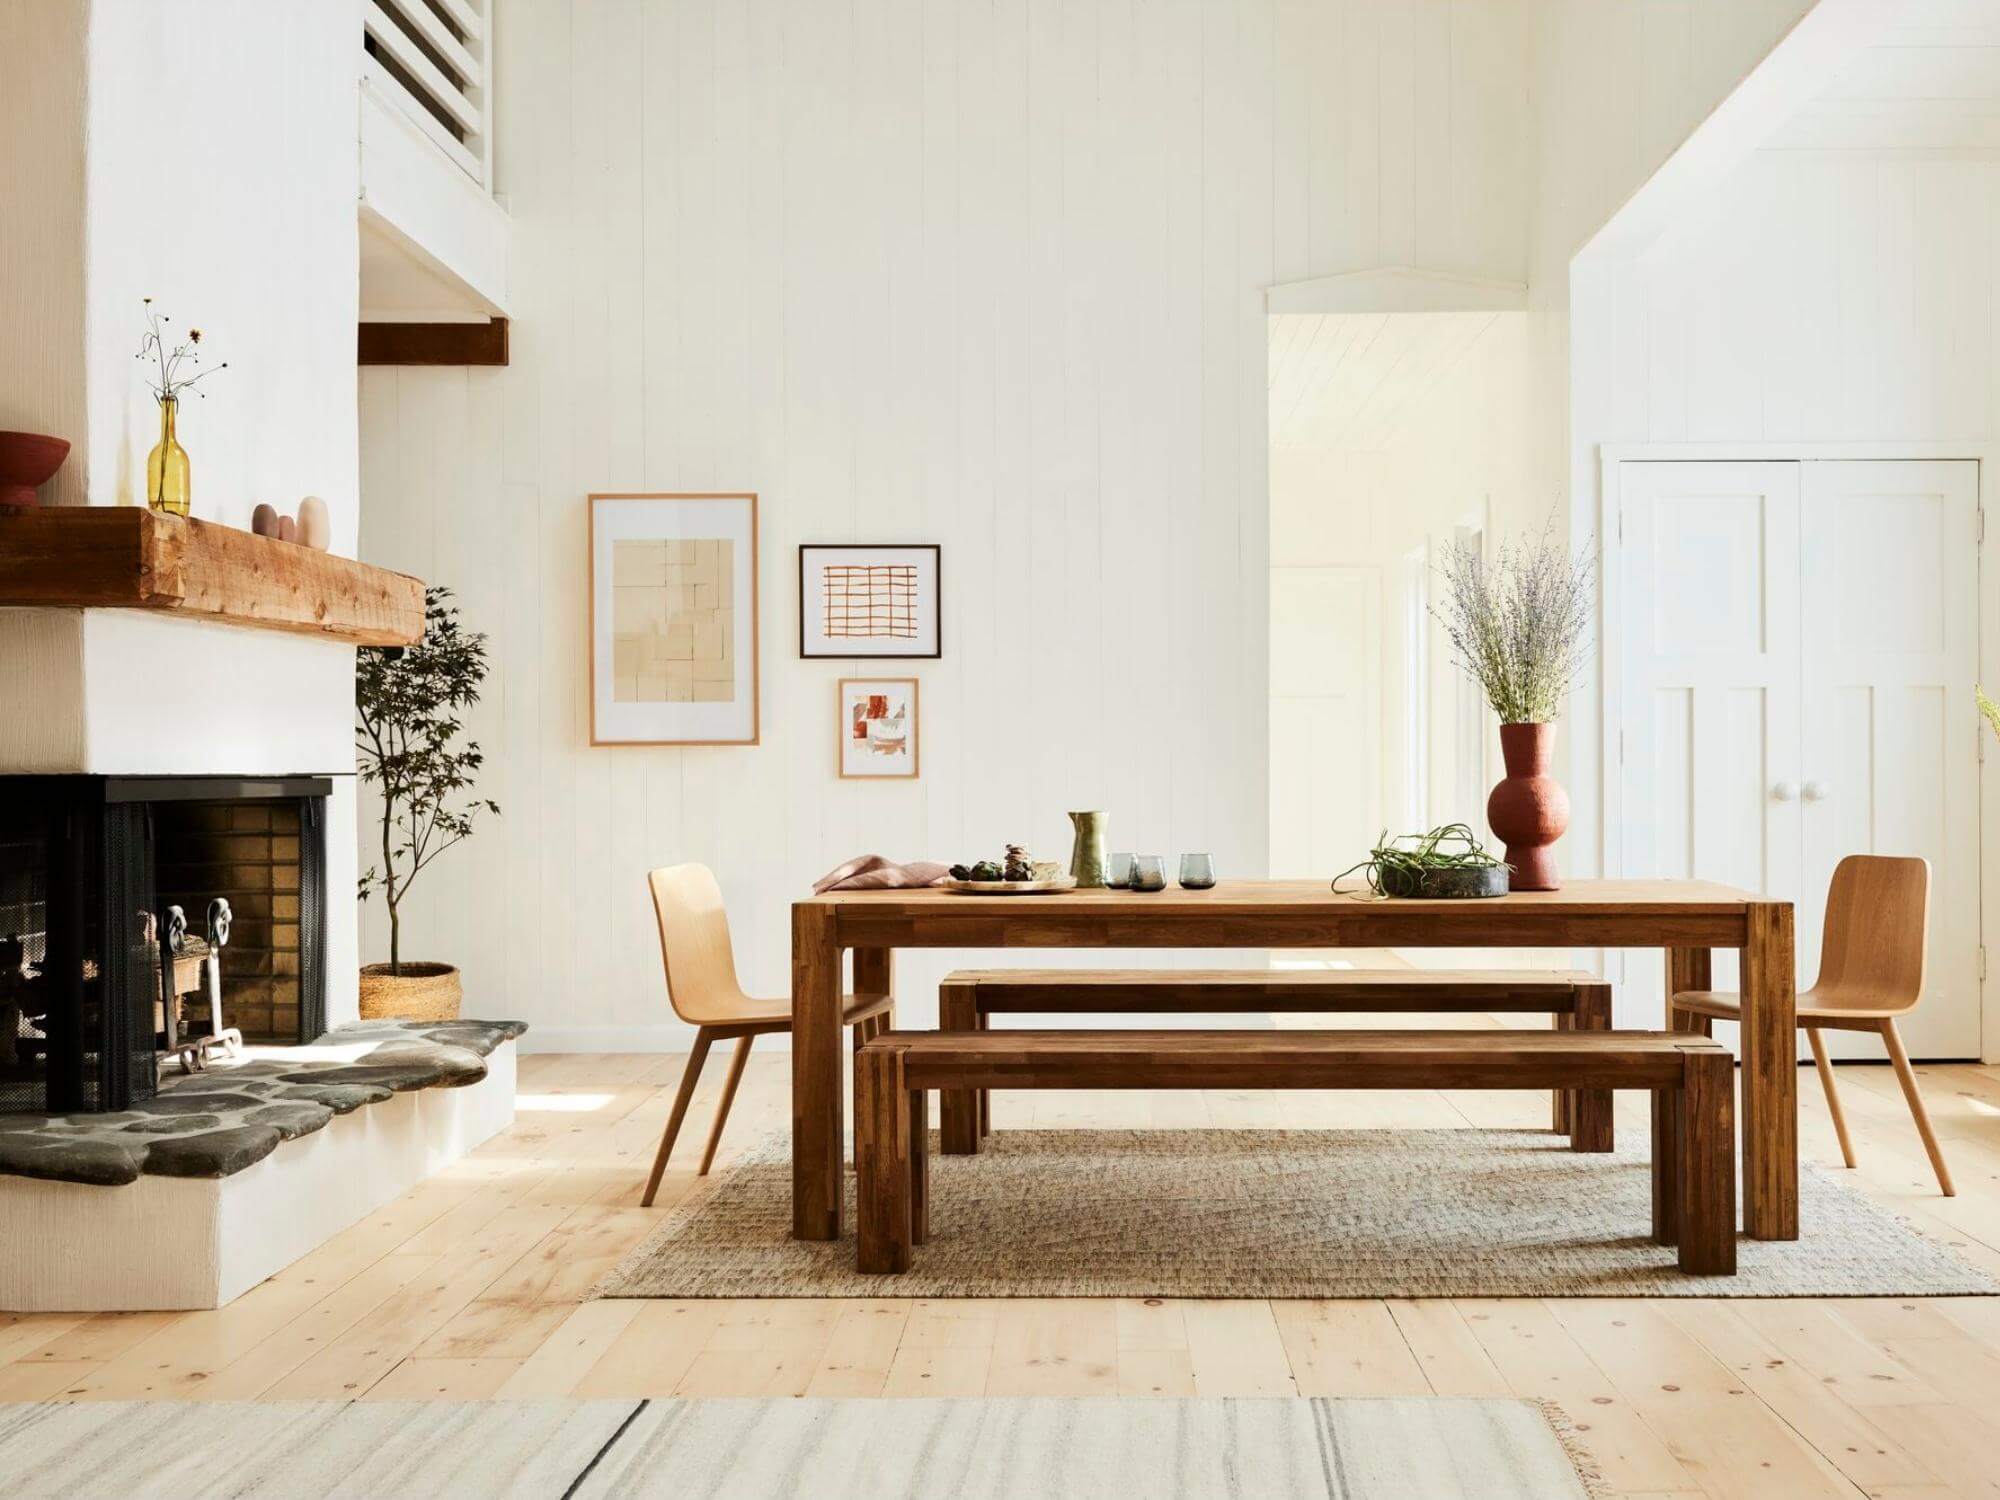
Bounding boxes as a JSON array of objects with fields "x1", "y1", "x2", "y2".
[{"x1": 146, "y1": 395, "x2": 190, "y2": 517}]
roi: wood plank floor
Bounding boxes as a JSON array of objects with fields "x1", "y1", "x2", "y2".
[{"x1": 6, "y1": 1037, "x2": 2000, "y2": 1499}]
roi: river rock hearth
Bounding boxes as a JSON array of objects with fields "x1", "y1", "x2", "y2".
[{"x1": 0, "y1": 1019, "x2": 525, "y2": 1185}]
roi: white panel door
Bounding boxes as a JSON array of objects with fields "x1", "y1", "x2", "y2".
[
  {"x1": 1801, "y1": 461, "x2": 1980, "y2": 1058},
  {"x1": 1271, "y1": 569, "x2": 1380, "y2": 878},
  {"x1": 1620, "y1": 462, "x2": 1804, "y2": 1027}
]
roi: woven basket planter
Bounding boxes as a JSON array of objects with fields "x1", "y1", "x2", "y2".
[{"x1": 358, "y1": 961, "x2": 462, "y2": 1023}]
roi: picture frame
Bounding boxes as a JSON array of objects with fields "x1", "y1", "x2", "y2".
[
  {"x1": 588, "y1": 492, "x2": 759, "y2": 745},
  {"x1": 798, "y1": 543, "x2": 941, "y2": 658},
  {"x1": 837, "y1": 677, "x2": 920, "y2": 778}
]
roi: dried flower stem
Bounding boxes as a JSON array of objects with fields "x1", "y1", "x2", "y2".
[
  {"x1": 1432, "y1": 517, "x2": 1595, "y2": 724},
  {"x1": 135, "y1": 298, "x2": 228, "y2": 402}
]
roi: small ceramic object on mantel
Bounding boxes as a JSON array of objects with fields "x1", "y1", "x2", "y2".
[
  {"x1": 298, "y1": 495, "x2": 330, "y2": 550},
  {"x1": 277, "y1": 513, "x2": 297, "y2": 544},
  {"x1": 251, "y1": 503, "x2": 280, "y2": 538},
  {"x1": 0, "y1": 432, "x2": 70, "y2": 509}
]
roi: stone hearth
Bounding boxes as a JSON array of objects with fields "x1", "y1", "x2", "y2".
[{"x1": 0, "y1": 1020, "x2": 525, "y2": 1186}]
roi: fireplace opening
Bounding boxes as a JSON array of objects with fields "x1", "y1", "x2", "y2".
[{"x1": 0, "y1": 777, "x2": 329, "y2": 1114}]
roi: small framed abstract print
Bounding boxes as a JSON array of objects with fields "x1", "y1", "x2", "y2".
[
  {"x1": 589, "y1": 492, "x2": 759, "y2": 745},
  {"x1": 838, "y1": 678, "x2": 919, "y2": 778},
  {"x1": 798, "y1": 543, "x2": 941, "y2": 658}
]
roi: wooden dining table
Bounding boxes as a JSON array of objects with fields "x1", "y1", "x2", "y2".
[{"x1": 791, "y1": 879, "x2": 1797, "y2": 1243}]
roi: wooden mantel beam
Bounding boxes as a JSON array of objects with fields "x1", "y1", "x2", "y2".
[{"x1": 0, "y1": 508, "x2": 424, "y2": 646}]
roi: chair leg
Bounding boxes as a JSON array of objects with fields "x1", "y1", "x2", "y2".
[
  {"x1": 1880, "y1": 1019, "x2": 1956, "y2": 1197},
  {"x1": 697, "y1": 1035, "x2": 755, "y2": 1175},
  {"x1": 1806, "y1": 1027, "x2": 1858, "y2": 1170},
  {"x1": 938, "y1": 985, "x2": 981, "y2": 1155},
  {"x1": 856, "y1": 1046, "x2": 913, "y2": 1274},
  {"x1": 1677, "y1": 1048, "x2": 1736, "y2": 1275},
  {"x1": 641, "y1": 1028, "x2": 714, "y2": 1207},
  {"x1": 1569, "y1": 983, "x2": 1614, "y2": 1153}
]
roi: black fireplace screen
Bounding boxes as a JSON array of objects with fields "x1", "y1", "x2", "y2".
[{"x1": 0, "y1": 777, "x2": 330, "y2": 1115}]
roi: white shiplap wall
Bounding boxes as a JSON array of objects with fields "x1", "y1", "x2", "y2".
[{"x1": 360, "y1": 0, "x2": 1535, "y2": 1048}]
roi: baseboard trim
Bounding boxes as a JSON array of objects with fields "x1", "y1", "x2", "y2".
[{"x1": 516, "y1": 1024, "x2": 788, "y2": 1054}]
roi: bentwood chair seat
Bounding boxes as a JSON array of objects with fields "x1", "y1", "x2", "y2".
[
  {"x1": 641, "y1": 863, "x2": 893, "y2": 1206},
  {"x1": 1669, "y1": 853, "x2": 1954, "y2": 1196},
  {"x1": 1670, "y1": 991, "x2": 1915, "y2": 1027}
]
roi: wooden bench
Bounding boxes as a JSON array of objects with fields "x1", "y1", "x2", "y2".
[
  {"x1": 937, "y1": 969, "x2": 1616, "y2": 1155},
  {"x1": 854, "y1": 1029, "x2": 1735, "y2": 1278}
]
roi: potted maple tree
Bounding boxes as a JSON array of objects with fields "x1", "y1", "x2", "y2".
[{"x1": 355, "y1": 587, "x2": 499, "y2": 1020}]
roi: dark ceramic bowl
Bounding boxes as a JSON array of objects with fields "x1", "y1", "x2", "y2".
[
  {"x1": 1377, "y1": 863, "x2": 1510, "y2": 899},
  {"x1": 0, "y1": 432, "x2": 71, "y2": 508}
]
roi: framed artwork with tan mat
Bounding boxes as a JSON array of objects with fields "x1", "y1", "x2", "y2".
[
  {"x1": 589, "y1": 492, "x2": 759, "y2": 745},
  {"x1": 838, "y1": 677, "x2": 919, "y2": 778}
]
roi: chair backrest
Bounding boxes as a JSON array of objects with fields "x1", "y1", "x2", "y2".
[
  {"x1": 1811, "y1": 854, "x2": 1930, "y2": 1014},
  {"x1": 647, "y1": 863, "x2": 753, "y2": 1025}
]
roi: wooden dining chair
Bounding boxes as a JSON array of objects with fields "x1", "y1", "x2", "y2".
[
  {"x1": 1669, "y1": 853, "x2": 1954, "y2": 1196},
  {"x1": 641, "y1": 864, "x2": 893, "y2": 1207}
]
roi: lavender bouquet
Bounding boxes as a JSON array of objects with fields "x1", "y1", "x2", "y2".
[{"x1": 1433, "y1": 520, "x2": 1594, "y2": 725}]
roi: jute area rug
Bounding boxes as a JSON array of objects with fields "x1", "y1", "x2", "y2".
[
  {"x1": 598, "y1": 1129, "x2": 1996, "y2": 1299},
  {"x1": 0, "y1": 1396, "x2": 1603, "y2": 1499}
]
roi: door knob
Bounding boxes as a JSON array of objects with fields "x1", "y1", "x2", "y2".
[
  {"x1": 1771, "y1": 781, "x2": 1798, "y2": 802},
  {"x1": 1802, "y1": 780, "x2": 1829, "y2": 802}
]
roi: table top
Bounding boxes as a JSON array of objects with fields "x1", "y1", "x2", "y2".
[{"x1": 802, "y1": 877, "x2": 1771, "y2": 915}]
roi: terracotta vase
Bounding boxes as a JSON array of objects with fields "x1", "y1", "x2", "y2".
[{"x1": 1486, "y1": 722, "x2": 1569, "y2": 891}]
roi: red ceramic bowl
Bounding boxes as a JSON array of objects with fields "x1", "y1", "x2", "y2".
[{"x1": 0, "y1": 431, "x2": 71, "y2": 508}]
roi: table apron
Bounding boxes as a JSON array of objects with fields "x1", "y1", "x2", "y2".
[{"x1": 832, "y1": 913, "x2": 1752, "y2": 950}]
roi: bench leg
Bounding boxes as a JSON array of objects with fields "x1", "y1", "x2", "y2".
[
  {"x1": 1569, "y1": 982, "x2": 1614, "y2": 1153},
  {"x1": 856, "y1": 1047, "x2": 913, "y2": 1274},
  {"x1": 910, "y1": 1086, "x2": 930, "y2": 1245},
  {"x1": 977, "y1": 1011, "x2": 992, "y2": 1139},
  {"x1": 1551, "y1": 1011, "x2": 1574, "y2": 1134},
  {"x1": 938, "y1": 985, "x2": 982, "y2": 1155},
  {"x1": 1651, "y1": 1085, "x2": 1679, "y2": 1247},
  {"x1": 1678, "y1": 1048, "x2": 1736, "y2": 1275}
]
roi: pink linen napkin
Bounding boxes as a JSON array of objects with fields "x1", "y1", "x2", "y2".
[{"x1": 812, "y1": 855, "x2": 952, "y2": 894}]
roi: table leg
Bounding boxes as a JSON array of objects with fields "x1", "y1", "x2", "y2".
[
  {"x1": 1569, "y1": 982, "x2": 1613, "y2": 1152},
  {"x1": 1740, "y1": 903, "x2": 1798, "y2": 1241},
  {"x1": 853, "y1": 946, "x2": 895, "y2": 1028},
  {"x1": 792, "y1": 904, "x2": 845, "y2": 1240},
  {"x1": 1667, "y1": 948, "x2": 1713, "y2": 1036}
]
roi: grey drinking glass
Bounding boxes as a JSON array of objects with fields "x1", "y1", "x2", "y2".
[
  {"x1": 1105, "y1": 852, "x2": 1136, "y2": 889},
  {"x1": 1178, "y1": 853, "x2": 1216, "y2": 889},
  {"x1": 1129, "y1": 855, "x2": 1167, "y2": 892}
]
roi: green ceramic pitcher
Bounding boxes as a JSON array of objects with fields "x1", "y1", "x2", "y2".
[{"x1": 1068, "y1": 810, "x2": 1107, "y2": 888}]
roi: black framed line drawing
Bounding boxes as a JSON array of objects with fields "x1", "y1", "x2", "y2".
[{"x1": 798, "y1": 543, "x2": 941, "y2": 658}]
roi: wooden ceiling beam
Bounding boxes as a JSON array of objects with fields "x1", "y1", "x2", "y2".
[{"x1": 358, "y1": 317, "x2": 509, "y2": 366}]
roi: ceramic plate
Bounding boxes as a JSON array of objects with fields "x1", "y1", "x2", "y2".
[{"x1": 939, "y1": 876, "x2": 1080, "y2": 895}]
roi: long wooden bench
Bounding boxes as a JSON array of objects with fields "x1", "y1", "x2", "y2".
[
  {"x1": 854, "y1": 1029, "x2": 1735, "y2": 1278},
  {"x1": 937, "y1": 969, "x2": 1615, "y2": 1154}
]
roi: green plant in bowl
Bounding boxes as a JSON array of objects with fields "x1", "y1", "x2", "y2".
[{"x1": 1334, "y1": 823, "x2": 1511, "y2": 899}]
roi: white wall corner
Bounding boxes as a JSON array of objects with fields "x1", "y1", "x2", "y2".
[
  {"x1": 1578, "y1": 0, "x2": 1903, "y2": 265},
  {"x1": 359, "y1": 77, "x2": 510, "y2": 320}
]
